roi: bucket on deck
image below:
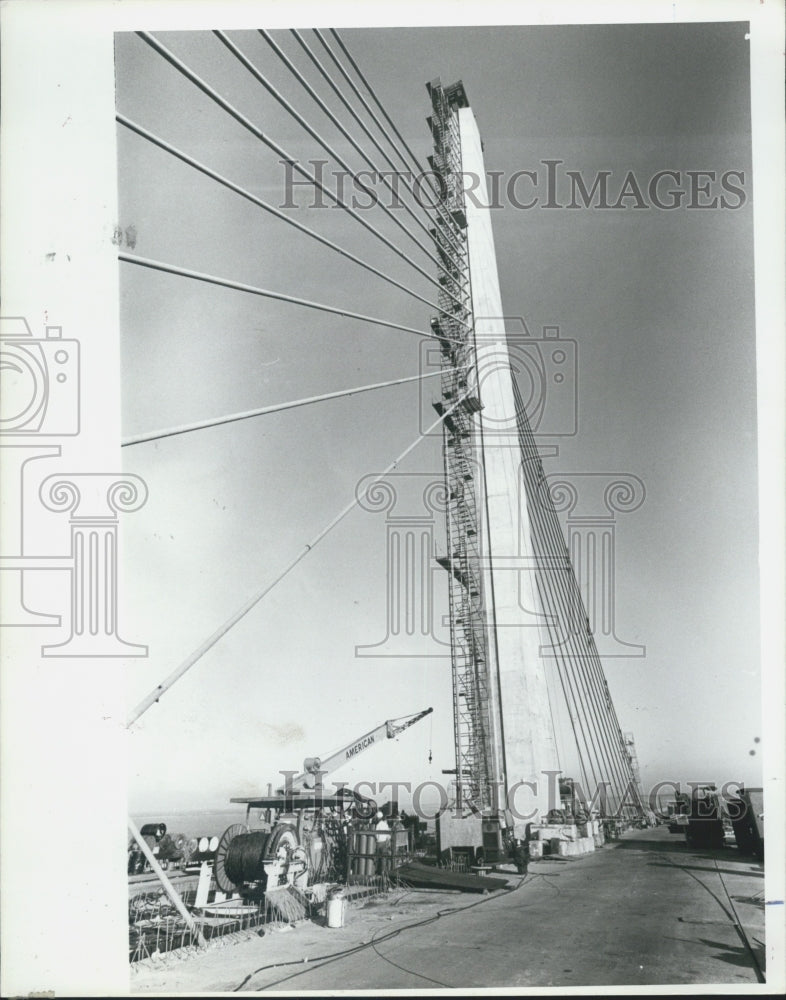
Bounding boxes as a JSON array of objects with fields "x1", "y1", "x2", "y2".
[{"x1": 326, "y1": 890, "x2": 346, "y2": 928}]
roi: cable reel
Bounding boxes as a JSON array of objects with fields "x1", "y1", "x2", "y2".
[{"x1": 213, "y1": 822, "x2": 308, "y2": 895}]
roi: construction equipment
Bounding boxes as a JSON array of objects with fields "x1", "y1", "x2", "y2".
[
  {"x1": 666, "y1": 793, "x2": 691, "y2": 834},
  {"x1": 282, "y1": 706, "x2": 433, "y2": 794},
  {"x1": 215, "y1": 707, "x2": 433, "y2": 899},
  {"x1": 684, "y1": 784, "x2": 725, "y2": 849},
  {"x1": 727, "y1": 786, "x2": 764, "y2": 859}
]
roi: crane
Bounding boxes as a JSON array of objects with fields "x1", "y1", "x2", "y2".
[
  {"x1": 217, "y1": 707, "x2": 434, "y2": 898},
  {"x1": 281, "y1": 706, "x2": 433, "y2": 793}
]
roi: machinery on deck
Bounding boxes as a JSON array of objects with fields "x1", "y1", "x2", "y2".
[
  {"x1": 213, "y1": 708, "x2": 433, "y2": 898},
  {"x1": 727, "y1": 786, "x2": 764, "y2": 859},
  {"x1": 683, "y1": 784, "x2": 725, "y2": 849},
  {"x1": 666, "y1": 793, "x2": 691, "y2": 834}
]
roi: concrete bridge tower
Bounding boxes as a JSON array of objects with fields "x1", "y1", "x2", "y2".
[
  {"x1": 429, "y1": 79, "x2": 560, "y2": 847},
  {"x1": 429, "y1": 80, "x2": 642, "y2": 855}
]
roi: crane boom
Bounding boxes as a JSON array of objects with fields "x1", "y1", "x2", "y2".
[{"x1": 286, "y1": 707, "x2": 433, "y2": 791}]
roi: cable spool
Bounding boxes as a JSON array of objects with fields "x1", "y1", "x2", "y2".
[
  {"x1": 219, "y1": 823, "x2": 301, "y2": 890},
  {"x1": 264, "y1": 823, "x2": 298, "y2": 861},
  {"x1": 208, "y1": 835, "x2": 219, "y2": 852},
  {"x1": 214, "y1": 824, "x2": 250, "y2": 892},
  {"x1": 140, "y1": 823, "x2": 166, "y2": 840},
  {"x1": 198, "y1": 836, "x2": 209, "y2": 853},
  {"x1": 186, "y1": 837, "x2": 198, "y2": 859},
  {"x1": 223, "y1": 831, "x2": 272, "y2": 887}
]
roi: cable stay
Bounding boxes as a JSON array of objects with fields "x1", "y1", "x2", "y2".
[
  {"x1": 324, "y1": 28, "x2": 466, "y2": 254},
  {"x1": 137, "y1": 31, "x2": 467, "y2": 320},
  {"x1": 512, "y1": 380, "x2": 641, "y2": 811},
  {"x1": 118, "y1": 253, "x2": 463, "y2": 346},
  {"x1": 121, "y1": 368, "x2": 463, "y2": 447},
  {"x1": 214, "y1": 31, "x2": 449, "y2": 281},
  {"x1": 289, "y1": 29, "x2": 465, "y2": 265},
  {"x1": 258, "y1": 29, "x2": 464, "y2": 271},
  {"x1": 117, "y1": 114, "x2": 459, "y2": 321},
  {"x1": 127, "y1": 389, "x2": 475, "y2": 727}
]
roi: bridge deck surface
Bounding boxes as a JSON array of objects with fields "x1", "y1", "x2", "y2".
[{"x1": 130, "y1": 826, "x2": 768, "y2": 992}]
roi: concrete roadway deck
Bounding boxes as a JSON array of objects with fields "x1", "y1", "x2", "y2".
[{"x1": 131, "y1": 827, "x2": 768, "y2": 992}]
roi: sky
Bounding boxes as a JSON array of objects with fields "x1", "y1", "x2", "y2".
[{"x1": 115, "y1": 21, "x2": 762, "y2": 814}]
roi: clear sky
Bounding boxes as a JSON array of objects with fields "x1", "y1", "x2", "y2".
[{"x1": 116, "y1": 21, "x2": 761, "y2": 814}]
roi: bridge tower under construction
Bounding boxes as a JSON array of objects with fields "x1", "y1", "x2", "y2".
[{"x1": 427, "y1": 79, "x2": 644, "y2": 849}]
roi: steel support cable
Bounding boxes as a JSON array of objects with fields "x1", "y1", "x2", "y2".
[
  {"x1": 513, "y1": 392, "x2": 624, "y2": 793},
  {"x1": 514, "y1": 394, "x2": 634, "y2": 811},
  {"x1": 127, "y1": 390, "x2": 473, "y2": 727},
  {"x1": 582, "y1": 639, "x2": 645, "y2": 812},
  {"x1": 549, "y1": 552, "x2": 638, "y2": 812},
  {"x1": 559, "y1": 563, "x2": 643, "y2": 810},
  {"x1": 524, "y1": 508, "x2": 601, "y2": 795},
  {"x1": 289, "y1": 29, "x2": 466, "y2": 268},
  {"x1": 122, "y1": 369, "x2": 458, "y2": 447},
  {"x1": 213, "y1": 31, "x2": 456, "y2": 290},
  {"x1": 137, "y1": 31, "x2": 463, "y2": 312},
  {"x1": 572, "y1": 615, "x2": 642, "y2": 812},
  {"x1": 532, "y1": 518, "x2": 630, "y2": 813},
  {"x1": 544, "y1": 631, "x2": 592, "y2": 796},
  {"x1": 507, "y1": 389, "x2": 602, "y2": 797},
  {"x1": 514, "y1": 437, "x2": 609, "y2": 796},
  {"x1": 328, "y1": 28, "x2": 467, "y2": 255},
  {"x1": 256, "y1": 29, "x2": 464, "y2": 271},
  {"x1": 511, "y1": 389, "x2": 624, "y2": 807},
  {"x1": 290, "y1": 29, "x2": 465, "y2": 266},
  {"x1": 117, "y1": 114, "x2": 461, "y2": 326},
  {"x1": 517, "y1": 443, "x2": 629, "y2": 812},
  {"x1": 310, "y1": 29, "x2": 467, "y2": 263},
  {"x1": 119, "y1": 253, "x2": 463, "y2": 345}
]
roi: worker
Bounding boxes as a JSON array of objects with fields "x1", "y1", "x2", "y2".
[
  {"x1": 510, "y1": 838, "x2": 529, "y2": 875},
  {"x1": 375, "y1": 811, "x2": 391, "y2": 844}
]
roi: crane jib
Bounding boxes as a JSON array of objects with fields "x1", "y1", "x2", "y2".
[{"x1": 346, "y1": 734, "x2": 375, "y2": 759}]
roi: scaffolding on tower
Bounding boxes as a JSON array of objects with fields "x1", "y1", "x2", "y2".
[{"x1": 429, "y1": 78, "x2": 499, "y2": 816}]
